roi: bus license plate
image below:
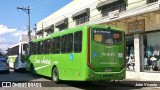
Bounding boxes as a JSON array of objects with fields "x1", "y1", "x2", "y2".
[{"x1": 103, "y1": 74, "x2": 113, "y2": 77}]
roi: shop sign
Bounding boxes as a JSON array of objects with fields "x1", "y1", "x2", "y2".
[{"x1": 127, "y1": 19, "x2": 145, "y2": 34}]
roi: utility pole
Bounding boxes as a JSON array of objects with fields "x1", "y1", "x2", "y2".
[
  {"x1": 33, "y1": 24, "x2": 37, "y2": 39},
  {"x1": 17, "y1": 6, "x2": 31, "y2": 41}
]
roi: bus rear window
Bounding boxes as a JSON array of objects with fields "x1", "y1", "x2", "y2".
[{"x1": 93, "y1": 29, "x2": 122, "y2": 44}]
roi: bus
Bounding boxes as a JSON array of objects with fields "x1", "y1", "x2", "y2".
[
  {"x1": 26, "y1": 25, "x2": 126, "y2": 83},
  {"x1": 7, "y1": 42, "x2": 29, "y2": 72}
]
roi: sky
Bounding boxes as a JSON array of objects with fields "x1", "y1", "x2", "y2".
[{"x1": 0, "y1": 0, "x2": 72, "y2": 53}]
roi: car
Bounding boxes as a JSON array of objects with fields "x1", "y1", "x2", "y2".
[
  {"x1": 0, "y1": 58, "x2": 10, "y2": 74},
  {"x1": 0, "y1": 56, "x2": 3, "y2": 59}
]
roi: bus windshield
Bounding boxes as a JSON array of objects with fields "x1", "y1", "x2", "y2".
[{"x1": 93, "y1": 29, "x2": 122, "y2": 44}]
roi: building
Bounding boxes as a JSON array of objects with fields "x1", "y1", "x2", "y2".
[
  {"x1": 19, "y1": 34, "x2": 35, "y2": 42},
  {"x1": 36, "y1": 0, "x2": 160, "y2": 81}
]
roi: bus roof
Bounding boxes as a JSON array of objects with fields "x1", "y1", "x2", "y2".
[
  {"x1": 32, "y1": 24, "x2": 124, "y2": 43},
  {"x1": 8, "y1": 42, "x2": 29, "y2": 49}
]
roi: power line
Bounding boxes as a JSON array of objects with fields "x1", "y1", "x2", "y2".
[
  {"x1": 30, "y1": 0, "x2": 51, "y2": 9},
  {"x1": 17, "y1": 9, "x2": 27, "y2": 28},
  {"x1": 28, "y1": 0, "x2": 45, "y2": 7},
  {"x1": 17, "y1": 6, "x2": 31, "y2": 41},
  {"x1": 0, "y1": 42, "x2": 16, "y2": 44}
]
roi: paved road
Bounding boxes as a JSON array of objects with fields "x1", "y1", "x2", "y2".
[
  {"x1": 0, "y1": 69, "x2": 160, "y2": 90},
  {"x1": 0, "y1": 69, "x2": 49, "y2": 81}
]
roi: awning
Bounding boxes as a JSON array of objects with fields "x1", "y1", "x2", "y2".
[
  {"x1": 72, "y1": 8, "x2": 90, "y2": 18},
  {"x1": 44, "y1": 24, "x2": 54, "y2": 33},
  {"x1": 36, "y1": 29, "x2": 43, "y2": 35},
  {"x1": 96, "y1": 0, "x2": 118, "y2": 9},
  {"x1": 55, "y1": 18, "x2": 68, "y2": 28}
]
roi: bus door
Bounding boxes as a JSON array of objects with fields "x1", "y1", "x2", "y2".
[{"x1": 88, "y1": 28, "x2": 125, "y2": 72}]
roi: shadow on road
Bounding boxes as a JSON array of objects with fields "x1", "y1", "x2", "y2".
[
  {"x1": 53, "y1": 80, "x2": 144, "y2": 90},
  {"x1": 0, "y1": 69, "x2": 41, "y2": 81},
  {"x1": 0, "y1": 70, "x2": 158, "y2": 90}
]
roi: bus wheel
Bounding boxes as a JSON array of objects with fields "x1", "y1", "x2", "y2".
[
  {"x1": 52, "y1": 67, "x2": 60, "y2": 84},
  {"x1": 30, "y1": 64, "x2": 36, "y2": 76}
]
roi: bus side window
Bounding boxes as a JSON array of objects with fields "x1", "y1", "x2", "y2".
[
  {"x1": 43, "y1": 40, "x2": 49, "y2": 54},
  {"x1": 51, "y1": 38, "x2": 55, "y2": 53},
  {"x1": 61, "y1": 35, "x2": 67, "y2": 53},
  {"x1": 29, "y1": 42, "x2": 33, "y2": 54},
  {"x1": 55, "y1": 37, "x2": 60, "y2": 53},
  {"x1": 67, "y1": 34, "x2": 73, "y2": 52},
  {"x1": 33, "y1": 43, "x2": 36, "y2": 54},
  {"x1": 40, "y1": 41, "x2": 43, "y2": 54},
  {"x1": 15, "y1": 46, "x2": 19, "y2": 55},
  {"x1": 61, "y1": 34, "x2": 73, "y2": 53},
  {"x1": 35, "y1": 43, "x2": 38, "y2": 54},
  {"x1": 47, "y1": 39, "x2": 51, "y2": 53},
  {"x1": 31, "y1": 42, "x2": 35, "y2": 55},
  {"x1": 51, "y1": 37, "x2": 60, "y2": 54},
  {"x1": 74, "y1": 31, "x2": 82, "y2": 53},
  {"x1": 37, "y1": 42, "x2": 42, "y2": 54}
]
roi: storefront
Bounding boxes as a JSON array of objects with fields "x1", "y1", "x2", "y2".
[
  {"x1": 142, "y1": 32, "x2": 160, "y2": 72},
  {"x1": 126, "y1": 19, "x2": 145, "y2": 72},
  {"x1": 100, "y1": 3, "x2": 160, "y2": 80},
  {"x1": 125, "y1": 17, "x2": 160, "y2": 81},
  {"x1": 126, "y1": 35, "x2": 135, "y2": 71}
]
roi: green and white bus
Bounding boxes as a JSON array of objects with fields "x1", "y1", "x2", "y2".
[
  {"x1": 7, "y1": 42, "x2": 29, "y2": 72},
  {"x1": 26, "y1": 25, "x2": 126, "y2": 83}
]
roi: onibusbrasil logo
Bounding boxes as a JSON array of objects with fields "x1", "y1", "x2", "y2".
[{"x1": 1, "y1": 82, "x2": 42, "y2": 87}]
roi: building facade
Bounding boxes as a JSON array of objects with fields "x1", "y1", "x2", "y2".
[
  {"x1": 36, "y1": 0, "x2": 160, "y2": 81},
  {"x1": 19, "y1": 34, "x2": 35, "y2": 42}
]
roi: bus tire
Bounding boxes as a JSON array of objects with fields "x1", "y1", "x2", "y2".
[
  {"x1": 52, "y1": 67, "x2": 60, "y2": 84},
  {"x1": 30, "y1": 64, "x2": 36, "y2": 76}
]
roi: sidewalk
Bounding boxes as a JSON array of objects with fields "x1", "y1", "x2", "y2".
[{"x1": 119, "y1": 79, "x2": 160, "y2": 89}]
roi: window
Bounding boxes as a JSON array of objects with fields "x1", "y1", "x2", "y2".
[
  {"x1": 93, "y1": 29, "x2": 122, "y2": 44},
  {"x1": 126, "y1": 35, "x2": 135, "y2": 71},
  {"x1": 43, "y1": 39, "x2": 50, "y2": 54},
  {"x1": 13, "y1": 46, "x2": 19, "y2": 55},
  {"x1": 74, "y1": 31, "x2": 82, "y2": 52},
  {"x1": 45, "y1": 24, "x2": 54, "y2": 36},
  {"x1": 37, "y1": 41, "x2": 43, "y2": 54},
  {"x1": 29, "y1": 42, "x2": 36, "y2": 55},
  {"x1": 143, "y1": 32, "x2": 160, "y2": 72},
  {"x1": 75, "y1": 15, "x2": 89, "y2": 25},
  {"x1": 36, "y1": 42, "x2": 38, "y2": 54},
  {"x1": 59, "y1": 25, "x2": 68, "y2": 31},
  {"x1": 51, "y1": 37, "x2": 60, "y2": 54},
  {"x1": 72, "y1": 8, "x2": 90, "y2": 25},
  {"x1": 55, "y1": 18, "x2": 68, "y2": 31},
  {"x1": 147, "y1": 0, "x2": 158, "y2": 4},
  {"x1": 61, "y1": 34, "x2": 73, "y2": 53},
  {"x1": 97, "y1": 0, "x2": 126, "y2": 17}
]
